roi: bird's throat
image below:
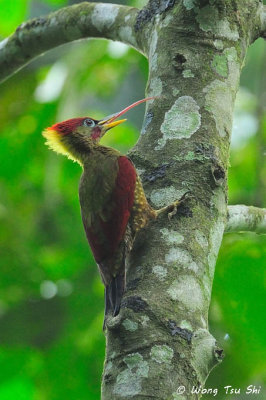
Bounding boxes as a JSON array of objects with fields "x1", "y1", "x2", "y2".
[{"x1": 42, "y1": 129, "x2": 90, "y2": 166}]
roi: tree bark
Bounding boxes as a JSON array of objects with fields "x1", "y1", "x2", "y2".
[
  {"x1": 225, "y1": 205, "x2": 266, "y2": 234},
  {"x1": 1, "y1": 1, "x2": 265, "y2": 399},
  {"x1": 102, "y1": 1, "x2": 264, "y2": 399}
]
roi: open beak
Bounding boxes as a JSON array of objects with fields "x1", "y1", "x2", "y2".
[
  {"x1": 98, "y1": 117, "x2": 127, "y2": 130},
  {"x1": 98, "y1": 97, "x2": 156, "y2": 132}
]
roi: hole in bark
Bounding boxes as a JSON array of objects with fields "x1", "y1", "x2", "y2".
[
  {"x1": 213, "y1": 166, "x2": 225, "y2": 181},
  {"x1": 173, "y1": 53, "x2": 186, "y2": 70},
  {"x1": 175, "y1": 54, "x2": 186, "y2": 64},
  {"x1": 211, "y1": 164, "x2": 225, "y2": 187},
  {"x1": 215, "y1": 347, "x2": 225, "y2": 360}
]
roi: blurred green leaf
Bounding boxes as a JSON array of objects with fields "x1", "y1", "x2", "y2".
[
  {"x1": 41, "y1": 0, "x2": 67, "y2": 5},
  {"x1": 0, "y1": 0, "x2": 28, "y2": 37},
  {"x1": 0, "y1": 377, "x2": 34, "y2": 400}
]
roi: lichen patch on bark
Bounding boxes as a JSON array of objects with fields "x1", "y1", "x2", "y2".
[
  {"x1": 165, "y1": 248, "x2": 198, "y2": 273},
  {"x1": 150, "y1": 186, "x2": 186, "y2": 207},
  {"x1": 156, "y1": 96, "x2": 201, "y2": 149},
  {"x1": 160, "y1": 228, "x2": 184, "y2": 245},
  {"x1": 149, "y1": 29, "x2": 158, "y2": 70},
  {"x1": 150, "y1": 52, "x2": 158, "y2": 71},
  {"x1": 150, "y1": 345, "x2": 174, "y2": 364},
  {"x1": 224, "y1": 47, "x2": 240, "y2": 87},
  {"x1": 204, "y1": 80, "x2": 232, "y2": 137},
  {"x1": 195, "y1": 5, "x2": 239, "y2": 41},
  {"x1": 214, "y1": 39, "x2": 224, "y2": 50},
  {"x1": 183, "y1": 0, "x2": 197, "y2": 11},
  {"x1": 122, "y1": 318, "x2": 138, "y2": 331},
  {"x1": 204, "y1": 46, "x2": 240, "y2": 137},
  {"x1": 211, "y1": 54, "x2": 228, "y2": 77},
  {"x1": 180, "y1": 319, "x2": 193, "y2": 331},
  {"x1": 195, "y1": 230, "x2": 209, "y2": 249},
  {"x1": 91, "y1": 4, "x2": 119, "y2": 31},
  {"x1": 149, "y1": 77, "x2": 163, "y2": 97},
  {"x1": 113, "y1": 353, "x2": 149, "y2": 397},
  {"x1": 167, "y1": 276, "x2": 204, "y2": 311},
  {"x1": 119, "y1": 26, "x2": 137, "y2": 46},
  {"x1": 182, "y1": 69, "x2": 195, "y2": 78},
  {"x1": 208, "y1": 219, "x2": 225, "y2": 278},
  {"x1": 152, "y1": 265, "x2": 168, "y2": 280}
]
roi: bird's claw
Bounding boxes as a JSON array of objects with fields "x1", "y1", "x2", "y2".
[
  {"x1": 168, "y1": 205, "x2": 177, "y2": 220},
  {"x1": 167, "y1": 191, "x2": 191, "y2": 220},
  {"x1": 179, "y1": 190, "x2": 192, "y2": 203}
]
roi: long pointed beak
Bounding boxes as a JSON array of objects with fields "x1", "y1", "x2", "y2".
[
  {"x1": 98, "y1": 96, "x2": 156, "y2": 131},
  {"x1": 99, "y1": 118, "x2": 127, "y2": 130}
]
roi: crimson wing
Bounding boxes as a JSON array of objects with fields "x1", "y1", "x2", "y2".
[
  {"x1": 80, "y1": 155, "x2": 137, "y2": 319},
  {"x1": 81, "y1": 156, "x2": 136, "y2": 277}
]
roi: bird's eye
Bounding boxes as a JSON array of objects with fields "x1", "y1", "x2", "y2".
[{"x1": 83, "y1": 118, "x2": 95, "y2": 127}]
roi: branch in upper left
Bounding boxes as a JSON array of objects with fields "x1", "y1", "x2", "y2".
[{"x1": 0, "y1": 2, "x2": 141, "y2": 84}]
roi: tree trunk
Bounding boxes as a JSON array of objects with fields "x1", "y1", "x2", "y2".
[{"x1": 101, "y1": 1, "x2": 264, "y2": 399}]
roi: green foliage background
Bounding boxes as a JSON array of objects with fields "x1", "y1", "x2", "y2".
[{"x1": 0, "y1": 1, "x2": 265, "y2": 399}]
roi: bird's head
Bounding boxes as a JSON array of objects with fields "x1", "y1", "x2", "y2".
[{"x1": 42, "y1": 97, "x2": 154, "y2": 164}]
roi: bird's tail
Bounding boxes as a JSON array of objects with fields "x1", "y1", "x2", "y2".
[{"x1": 104, "y1": 274, "x2": 125, "y2": 327}]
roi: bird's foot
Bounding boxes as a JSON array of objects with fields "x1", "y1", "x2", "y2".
[{"x1": 155, "y1": 191, "x2": 191, "y2": 220}]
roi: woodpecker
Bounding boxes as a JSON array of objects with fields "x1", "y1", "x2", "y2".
[{"x1": 43, "y1": 98, "x2": 187, "y2": 325}]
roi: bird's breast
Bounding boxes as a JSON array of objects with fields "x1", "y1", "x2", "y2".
[{"x1": 79, "y1": 151, "x2": 119, "y2": 222}]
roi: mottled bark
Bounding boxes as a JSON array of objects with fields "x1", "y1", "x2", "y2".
[{"x1": 1, "y1": 1, "x2": 265, "y2": 399}]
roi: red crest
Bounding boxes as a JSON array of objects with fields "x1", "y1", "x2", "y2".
[{"x1": 49, "y1": 118, "x2": 85, "y2": 135}]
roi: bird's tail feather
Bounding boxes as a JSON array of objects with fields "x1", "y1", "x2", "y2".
[
  {"x1": 104, "y1": 274, "x2": 125, "y2": 328},
  {"x1": 112, "y1": 274, "x2": 125, "y2": 316},
  {"x1": 104, "y1": 286, "x2": 112, "y2": 329}
]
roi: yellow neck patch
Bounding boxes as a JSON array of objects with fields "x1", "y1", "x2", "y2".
[{"x1": 42, "y1": 129, "x2": 82, "y2": 165}]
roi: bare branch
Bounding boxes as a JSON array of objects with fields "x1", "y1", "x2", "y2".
[
  {"x1": 0, "y1": 2, "x2": 141, "y2": 83},
  {"x1": 225, "y1": 205, "x2": 266, "y2": 234}
]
